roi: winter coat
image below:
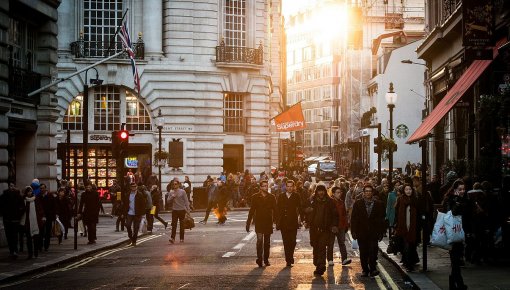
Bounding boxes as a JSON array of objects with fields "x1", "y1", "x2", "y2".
[
  {"x1": 308, "y1": 194, "x2": 338, "y2": 232},
  {"x1": 332, "y1": 197, "x2": 349, "y2": 230},
  {"x1": 42, "y1": 192, "x2": 58, "y2": 221},
  {"x1": 79, "y1": 189, "x2": 101, "y2": 224},
  {"x1": 247, "y1": 192, "x2": 276, "y2": 234},
  {"x1": 276, "y1": 192, "x2": 303, "y2": 230},
  {"x1": 394, "y1": 194, "x2": 419, "y2": 244},
  {"x1": 56, "y1": 196, "x2": 73, "y2": 227},
  {"x1": 350, "y1": 198, "x2": 386, "y2": 242},
  {"x1": 0, "y1": 188, "x2": 25, "y2": 221}
]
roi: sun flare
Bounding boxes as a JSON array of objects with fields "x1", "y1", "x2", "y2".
[{"x1": 310, "y1": 3, "x2": 350, "y2": 45}]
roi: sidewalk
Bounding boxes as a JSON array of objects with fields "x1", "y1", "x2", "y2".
[{"x1": 379, "y1": 237, "x2": 510, "y2": 289}]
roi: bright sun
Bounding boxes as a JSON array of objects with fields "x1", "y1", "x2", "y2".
[{"x1": 310, "y1": 3, "x2": 350, "y2": 45}]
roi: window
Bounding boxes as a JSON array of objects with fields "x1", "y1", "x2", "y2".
[
  {"x1": 94, "y1": 86, "x2": 121, "y2": 131},
  {"x1": 83, "y1": 0, "x2": 123, "y2": 57},
  {"x1": 224, "y1": 93, "x2": 245, "y2": 133},
  {"x1": 304, "y1": 109, "x2": 312, "y2": 123},
  {"x1": 322, "y1": 107, "x2": 331, "y2": 120},
  {"x1": 126, "y1": 91, "x2": 151, "y2": 131},
  {"x1": 8, "y1": 18, "x2": 35, "y2": 70},
  {"x1": 64, "y1": 96, "x2": 83, "y2": 130},
  {"x1": 313, "y1": 108, "x2": 321, "y2": 122},
  {"x1": 323, "y1": 129, "x2": 330, "y2": 147},
  {"x1": 313, "y1": 130, "x2": 321, "y2": 147},
  {"x1": 224, "y1": 0, "x2": 246, "y2": 48},
  {"x1": 304, "y1": 131, "x2": 311, "y2": 147},
  {"x1": 64, "y1": 86, "x2": 152, "y2": 132}
]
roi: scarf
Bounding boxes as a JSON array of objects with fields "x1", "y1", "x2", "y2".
[
  {"x1": 395, "y1": 195, "x2": 417, "y2": 243},
  {"x1": 20, "y1": 196, "x2": 39, "y2": 237},
  {"x1": 364, "y1": 198, "x2": 374, "y2": 217}
]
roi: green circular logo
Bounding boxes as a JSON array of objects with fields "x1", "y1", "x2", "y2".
[{"x1": 395, "y1": 124, "x2": 409, "y2": 138}]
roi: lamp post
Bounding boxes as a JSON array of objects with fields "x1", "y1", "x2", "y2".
[
  {"x1": 156, "y1": 109, "x2": 164, "y2": 193},
  {"x1": 385, "y1": 82, "x2": 397, "y2": 186},
  {"x1": 76, "y1": 67, "x2": 103, "y2": 250}
]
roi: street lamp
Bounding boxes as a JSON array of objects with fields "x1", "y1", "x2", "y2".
[
  {"x1": 156, "y1": 109, "x2": 165, "y2": 193},
  {"x1": 401, "y1": 59, "x2": 427, "y2": 67},
  {"x1": 77, "y1": 67, "x2": 103, "y2": 250},
  {"x1": 385, "y1": 82, "x2": 397, "y2": 186}
]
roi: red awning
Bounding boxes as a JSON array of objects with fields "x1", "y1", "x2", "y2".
[{"x1": 406, "y1": 46, "x2": 502, "y2": 144}]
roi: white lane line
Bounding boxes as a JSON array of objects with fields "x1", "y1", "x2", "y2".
[
  {"x1": 242, "y1": 231, "x2": 256, "y2": 241},
  {"x1": 374, "y1": 275, "x2": 388, "y2": 290},
  {"x1": 177, "y1": 283, "x2": 191, "y2": 289},
  {"x1": 232, "y1": 243, "x2": 245, "y2": 250},
  {"x1": 222, "y1": 252, "x2": 236, "y2": 258}
]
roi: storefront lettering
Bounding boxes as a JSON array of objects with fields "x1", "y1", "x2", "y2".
[
  {"x1": 166, "y1": 125, "x2": 194, "y2": 132},
  {"x1": 90, "y1": 135, "x2": 112, "y2": 141}
]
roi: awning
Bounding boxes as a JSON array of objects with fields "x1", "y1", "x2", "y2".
[{"x1": 407, "y1": 46, "x2": 501, "y2": 144}]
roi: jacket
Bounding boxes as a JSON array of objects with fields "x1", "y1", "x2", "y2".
[
  {"x1": 79, "y1": 189, "x2": 101, "y2": 224},
  {"x1": 332, "y1": 197, "x2": 349, "y2": 230},
  {"x1": 350, "y1": 198, "x2": 385, "y2": 241},
  {"x1": 276, "y1": 192, "x2": 303, "y2": 230},
  {"x1": 309, "y1": 194, "x2": 338, "y2": 232},
  {"x1": 247, "y1": 192, "x2": 276, "y2": 234},
  {"x1": 122, "y1": 191, "x2": 147, "y2": 216}
]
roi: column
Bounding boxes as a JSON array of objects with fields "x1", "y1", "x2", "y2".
[{"x1": 143, "y1": 0, "x2": 163, "y2": 59}]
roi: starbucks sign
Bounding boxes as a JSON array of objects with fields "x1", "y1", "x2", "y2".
[{"x1": 395, "y1": 124, "x2": 409, "y2": 138}]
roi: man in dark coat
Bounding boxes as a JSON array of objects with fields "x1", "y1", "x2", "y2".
[
  {"x1": 246, "y1": 180, "x2": 276, "y2": 267},
  {"x1": 0, "y1": 183, "x2": 25, "y2": 259},
  {"x1": 308, "y1": 184, "x2": 338, "y2": 276},
  {"x1": 40, "y1": 183, "x2": 57, "y2": 251},
  {"x1": 276, "y1": 179, "x2": 304, "y2": 267},
  {"x1": 122, "y1": 182, "x2": 146, "y2": 246},
  {"x1": 78, "y1": 182, "x2": 101, "y2": 244},
  {"x1": 350, "y1": 184, "x2": 386, "y2": 277}
]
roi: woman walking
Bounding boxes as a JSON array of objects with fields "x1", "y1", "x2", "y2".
[
  {"x1": 394, "y1": 183, "x2": 419, "y2": 271},
  {"x1": 20, "y1": 186, "x2": 44, "y2": 259}
]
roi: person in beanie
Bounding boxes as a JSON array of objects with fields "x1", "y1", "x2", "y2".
[
  {"x1": 350, "y1": 184, "x2": 386, "y2": 277},
  {"x1": 308, "y1": 183, "x2": 338, "y2": 276},
  {"x1": 246, "y1": 180, "x2": 276, "y2": 267}
]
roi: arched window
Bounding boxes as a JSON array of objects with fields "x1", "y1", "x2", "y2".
[
  {"x1": 63, "y1": 86, "x2": 151, "y2": 131},
  {"x1": 63, "y1": 95, "x2": 83, "y2": 130}
]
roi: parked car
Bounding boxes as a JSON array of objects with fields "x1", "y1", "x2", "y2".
[
  {"x1": 315, "y1": 160, "x2": 339, "y2": 181},
  {"x1": 308, "y1": 163, "x2": 318, "y2": 176}
]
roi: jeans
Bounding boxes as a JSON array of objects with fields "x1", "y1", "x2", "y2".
[
  {"x1": 281, "y1": 228, "x2": 298, "y2": 264},
  {"x1": 328, "y1": 229, "x2": 348, "y2": 262},
  {"x1": 42, "y1": 220, "x2": 54, "y2": 250},
  {"x1": 256, "y1": 233, "x2": 271, "y2": 262},
  {"x1": 311, "y1": 229, "x2": 330, "y2": 272},
  {"x1": 171, "y1": 210, "x2": 186, "y2": 240},
  {"x1": 126, "y1": 215, "x2": 142, "y2": 243}
]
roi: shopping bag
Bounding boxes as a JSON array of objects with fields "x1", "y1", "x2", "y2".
[
  {"x1": 56, "y1": 217, "x2": 65, "y2": 235},
  {"x1": 150, "y1": 206, "x2": 156, "y2": 215},
  {"x1": 78, "y1": 220, "x2": 85, "y2": 235},
  {"x1": 444, "y1": 210, "x2": 465, "y2": 244},
  {"x1": 431, "y1": 211, "x2": 451, "y2": 249},
  {"x1": 52, "y1": 221, "x2": 62, "y2": 237},
  {"x1": 139, "y1": 217, "x2": 148, "y2": 234},
  {"x1": 351, "y1": 239, "x2": 359, "y2": 250},
  {"x1": 183, "y1": 213, "x2": 195, "y2": 230}
]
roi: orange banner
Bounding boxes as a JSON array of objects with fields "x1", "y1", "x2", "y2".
[{"x1": 271, "y1": 102, "x2": 306, "y2": 132}]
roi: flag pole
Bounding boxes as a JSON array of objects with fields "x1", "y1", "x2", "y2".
[
  {"x1": 28, "y1": 50, "x2": 125, "y2": 97},
  {"x1": 105, "y1": 9, "x2": 129, "y2": 58}
]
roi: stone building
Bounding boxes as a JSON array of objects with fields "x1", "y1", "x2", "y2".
[{"x1": 55, "y1": 0, "x2": 283, "y2": 193}]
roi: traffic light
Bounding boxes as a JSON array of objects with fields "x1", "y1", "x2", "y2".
[
  {"x1": 118, "y1": 130, "x2": 129, "y2": 158},
  {"x1": 373, "y1": 137, "x2": 381, "y2": 154}
]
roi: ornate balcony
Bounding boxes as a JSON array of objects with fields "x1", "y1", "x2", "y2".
[
  {"x1": 8, "y1": 66, "x2": 41, "y2": 104},
  {"x1": 70, "y1": 32, "x2": 144, "y2": 60},
  {"x1": 216, "y1": 40, "x2": 263, "y2": 66}
]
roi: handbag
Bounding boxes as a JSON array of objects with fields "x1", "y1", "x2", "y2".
[
  {"x1": 183, "y1": 213, "x2": 195, "y2": 230},
  {"x1": 387, "y1": 235, "x2": 403, "y2": 254},
  {"x1": 52, "y1": 220, "x2": 62, "y2": 237}
]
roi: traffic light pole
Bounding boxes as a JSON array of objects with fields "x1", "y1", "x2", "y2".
[{"x1": 368, "y1": 123, "x2": 382, "y2": 185}]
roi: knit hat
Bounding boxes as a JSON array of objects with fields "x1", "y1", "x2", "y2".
[{"x1": 315, "y1": 183, "x2": 327, "y2": 193}]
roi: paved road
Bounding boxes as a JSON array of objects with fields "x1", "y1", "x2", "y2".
[{"x1": 1, "y1": 212, "x2": 414, "y2": 289}]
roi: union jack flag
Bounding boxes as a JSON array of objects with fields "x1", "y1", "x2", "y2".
[{"x1": 118, "y1": 19, "x2": 140, "y2": 94}]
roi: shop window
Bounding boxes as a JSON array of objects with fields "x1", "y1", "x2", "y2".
[
  {"x1": 63, "y1": 95, "x2": 83, "y2": 130},
  {"x1": 126, "y1": 90, "x2": 151, "y2": 131}
]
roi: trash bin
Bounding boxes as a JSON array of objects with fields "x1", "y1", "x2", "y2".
[{"x1": 193, "y1": 187, "x2": 207, "y2": 209}]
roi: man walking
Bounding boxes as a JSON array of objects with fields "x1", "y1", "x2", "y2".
[
  {"x1": 167, "y1": 180, "x2": 191, "y2": 243},
  {"x1": 199, "y1": 178, "x2": 218, "y2": 225},
  {"x1": 308, "y1": 184, "x2": 338, "y2": 276},
  {"x1": 276, "y1": 179, "x2": 304, "y2": 267},
  {"x1": 246, "y1": 180, "x2": 276, "y2": 267},
  {"x1": 78, "y1": 182, "x2": 101, "y2": 245},
  {"x1": 0, "y1": 183, "x2": 25, "y2": 259},
  {"x1": 350, "y1": 184, "x2": 386, "y2": 277},
  {"x1": 122, "y1": 182, "x2": 146, "y2": 246}
]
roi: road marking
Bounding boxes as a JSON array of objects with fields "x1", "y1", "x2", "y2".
[
  {"x1": 222, "y1": 252, "x2": 236, "y2": 258},
  {"x1": 242, "y1": 231, "x2": 256, "y2": 241},
  {"x1": 177, "y1": 283, "x2": 191, "y2": 289},
  {"x1": 374, "y1": 275, "x2": 388, "y2": 290},
  {"x1": 232, "y1": 243, "x2": 245, "y2": 250},
  {"x1": 377, "y1": 264, "x2": 399, "y2": 290}
]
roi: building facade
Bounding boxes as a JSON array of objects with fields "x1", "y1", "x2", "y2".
[
  {"x1": 0, "y1": 0, "x2": 61, "y2": 192},
  {"x1": 55, "y1": 0, "x2": 283, "y2": 192},
  {"x1": 413, "y1": 0, "x2": 510, "y2": 185}
]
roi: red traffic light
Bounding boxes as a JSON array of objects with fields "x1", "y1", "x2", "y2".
[{"x1": 119, "y1": 130, "x2": 129, "y2": 140}]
